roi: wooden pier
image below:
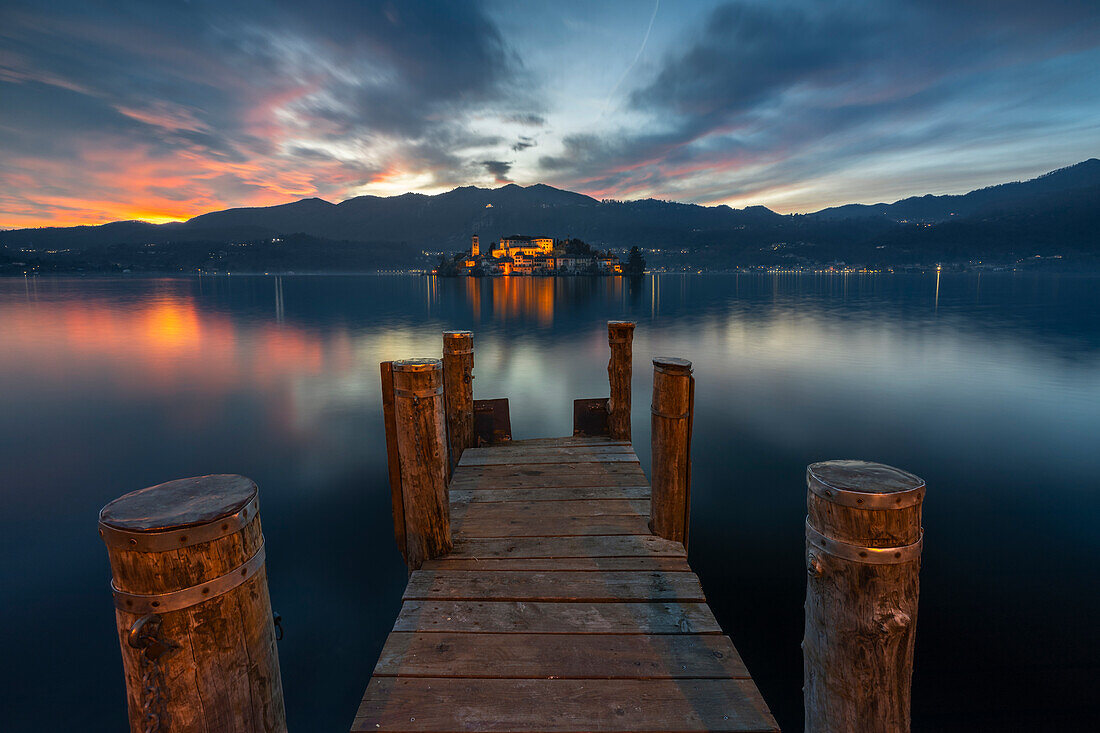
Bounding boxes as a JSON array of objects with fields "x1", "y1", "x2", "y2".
[
  {"x1": 97, "y1": 321, "x2": 926, "y2": 733},
  {"x1": 352, "y1": 436, "x2": 778, "y2": 732},
  {"x1": 354, "y1": 323, "x2": 779, "y2": 733}
]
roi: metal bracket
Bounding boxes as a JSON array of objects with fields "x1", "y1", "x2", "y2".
[
  {"x1": 805, "y1": 521, "x2": 922, "y2": 565},
  {"x1": 112, "y1": 542, "x2": 267, "y2": 614},
  {"x1": 393, "y1": 386, "x2": 444, "y2": 400}
]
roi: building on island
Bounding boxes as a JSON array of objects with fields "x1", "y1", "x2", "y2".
[{"x1": 436, "y1": 234, "x2": 623, "y2": 276}]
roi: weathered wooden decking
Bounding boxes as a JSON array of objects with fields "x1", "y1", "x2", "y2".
[{"x1": 352, "y1": 436, "x2": 778, "y2": 732}]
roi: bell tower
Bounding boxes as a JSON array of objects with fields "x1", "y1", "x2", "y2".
[{"x1": 471, "y1": 235, "x2": 480, "y2": 257}]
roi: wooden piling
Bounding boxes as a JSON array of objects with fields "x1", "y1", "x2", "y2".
[
  {"x1": 98, "y1": 474, "x2": 286, "y2": 733},
  {"x1": 380, "y1": 361, "x2": 407, "y2": 563},
  {"x1": 803, "y1": 460, "x2": 925, "y2": 733},
  {"x1": 442, "y1": 331, "x2": 475, "y2": 473},
  {"x1": 649, "y1": 357, "x2": 694, "y2": 545},
  {"x1": 607, "y1": 321, "x2": 635, "y2": 441},
  {"x1": 392, "y1": 358, "x2": 452, "y2": 569}
]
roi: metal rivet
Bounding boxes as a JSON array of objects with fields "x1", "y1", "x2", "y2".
[
  {"x1": 202, "y1": 587, "x2": 210, "y2": 595},
  {"x1": 241, "y1": 567, "x2": 247, "y2": 576},
  {"x1": 895, "y1": 552, "x2": 902, "y2": 558},
  {"x1": 222, "y1": 523, "x2": 229, "y2": 530},
  {"x1": 859, "y1": 551, "x2": 868, "y2": 558},
  {"x1": 151, "y1": 601, "x2": 160, "y2": 607},
  {"x1": 179, "y1": 535, "x2": 187, "y2": 543},
  {"x1": 129, "y1": 538, "x2": 137, "y2": 546},
  {"x1": 856, "y1": 498, "x2": 864, "y2": 504},
  {"x1": 126, "y1": 600, "x2": 133, "y2": 606}
]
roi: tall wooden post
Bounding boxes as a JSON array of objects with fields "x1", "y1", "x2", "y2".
[
  {"x1": 392, "y1": 358, "x2": 452, "y2": 569},
  {"x1": 649, "y1": 357, "x2": 694, "y2": 545},
  {"x1": 98, "y1": 474, "x2": 286, "y2": 733},
  {"x1": 442, "y1": 330, "x2": 475, "y2": 473},
  {"x1": 803, "y1": 460, "x2": 925, "y2": 733},
  {"x1": 607, "y1": 321, "x2": 635, "y2": 441}
]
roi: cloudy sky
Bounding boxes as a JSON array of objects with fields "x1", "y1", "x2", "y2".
[{"x1": 1, "y1": 0, "x2": 1098, "y2": 227}]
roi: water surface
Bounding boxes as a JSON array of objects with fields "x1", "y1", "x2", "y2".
[{"x1": 1, "y1": 273, "x2": 1098, "y2": 731}]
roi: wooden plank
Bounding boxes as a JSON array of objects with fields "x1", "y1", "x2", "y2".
[
  {"x1": 451, "y1": 498, "x2": 650, "y2": 518},
  {"x1": 451, "y1": 513, "x2": 651, "y2": 538},
  {"x1": 352, "y1": 677, "x2": 779, "y2": 732},
  {"x1": 453, "y1": 462, "x2": 647, "y2": 476},
  {"x1": 403, "y1": 570, "x2": 705, "y2": 602},
  {"x1": 373, "y1": 632, "x2": 749, "y2": 679},
  {"x1": 450, "y1": 473, "x2": 650, "y2": 491},
  {"x1": 450, "y1": 462, "x2": 649, "y2": 486},
  {"x1": 421, "y1": 556, "x2": 691, "y2": 572},
  {"x1": 448, "y1": 535, "x2": 686, "y2": 559},
  {"x1": 392, "y1": 600, "x2": 723, "y2": 634},
  {"x1": 509, "y1": 436, "x2": 631, "y2": 447},
  {"x1": 460, "y1": 452, "x2": 640, "y2": 467},
  {"x1": 462, "y1": 444, "x2": 636, "y2": 457},
  {"x1": 450, "y1": 486, "x2": 651, "y2": 503}
]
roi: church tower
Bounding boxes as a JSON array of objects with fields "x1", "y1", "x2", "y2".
[{"x1": 471, "y1": 235, "x2": 480, "y2": 257}]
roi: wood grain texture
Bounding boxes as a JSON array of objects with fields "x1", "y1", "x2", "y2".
[
  {"x1": 393, "y1": 359, "x2": 452, "y2": 569},
  {"x1": 460, "y1": 451, "x2": 640, "y2": 467},
  {"x1": 452, "y1": 498, "x2": 650, "y2": 516},
  {"x1": 650, "y1": 358, "x2": 693, "y2": 545},
  {"x1": 380, "y1": 362, "x2": 407, "y2": 563},
  {"x1": 352, "y1": 435, "x2": 778, "y2": 733},
  {"x1": 403, "y1": 570, "x2": 705, "y2": 602},
  {"x1": 607, "y1": 321, "x2": 635, "y2": 441},
  {"x1": 450, "y1": 486, "x2": 650, "y2": 503},
  {"x1": 374, "y1": 632, "x2": 748, "y2": 678},
  {"x1": 448, "y1": 534, "x2": 687, "y2": 559},
  {"x1": 442, "y1": 331, "x2": 475, "y2": 474},
  {"x1": 392, "y1": 600, "x2": 723, "y2": 634},
  {"x1": 803, "y1": 461, "x2": 924, "y2": 733},
  {"x1": 352, "y1": 678, "x2": 779, "y2": 732},
  {"x1": 421, "y1": 556, "x2": 691, "y2": 572},
  {"x1": 101, "y1": 477, "x2": 286, "y2": 733}
]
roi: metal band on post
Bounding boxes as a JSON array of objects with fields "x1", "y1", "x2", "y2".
[
  {"x1": 98, "y1": 495, "x2": 259, "y2": 551},
  {"x1": 393, "y1": 386, "x2": 444, "y2": 400},
  {"x1": 111, "y1": 543, "x2": 267, "y2": 614},
  {"x1": 806, "y1": 522, "x2": 922, "y2": 565}
]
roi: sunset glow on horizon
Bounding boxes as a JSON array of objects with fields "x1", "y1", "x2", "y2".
[{"x1": 2, "y1": 0, "x2": 1099, "y2": 228}]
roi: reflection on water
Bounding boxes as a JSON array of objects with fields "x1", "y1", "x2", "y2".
[{"x1": 1, "y1": 273, "x2": 1099, "y2": 732}]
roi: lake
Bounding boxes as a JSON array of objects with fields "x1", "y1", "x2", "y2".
[{"x1": 1, "y1": 273, "x2": 1097, "y2": 731}]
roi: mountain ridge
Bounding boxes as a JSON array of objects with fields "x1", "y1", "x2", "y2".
[{"x1": 2, "y1": 160, "x2": 1098, "y2": 271}]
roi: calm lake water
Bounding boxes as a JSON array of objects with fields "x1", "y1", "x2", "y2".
[{"x1": 1, "y1": 273, "x2": 1098, "y2": 731}]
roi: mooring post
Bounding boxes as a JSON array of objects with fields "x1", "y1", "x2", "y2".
[
  {"x1": 607, "y1": 321, "x2": 635, "y2": 440},
  {"x1": 392, "y1": 358, "x2": 452, "y2": 569},
  {"x1": 442, "y1": 330, "x2": 475, "y2": 474},
  {"x1": 380, "y1": 361, "x2": 407, "y2": 563},
  {"x1": 98, "y1": 474, "x2": 286, "y2": 733},
  {"x1": 649, "y1": 356, "x2": 694, "y2": 545},
  {"x1": 803, "y1": 460, "x2": 926, "y2": 733}
]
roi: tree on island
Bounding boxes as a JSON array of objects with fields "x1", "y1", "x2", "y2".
[{"x1": 625, "y1": 246, "x2": 646, "y2": 275}]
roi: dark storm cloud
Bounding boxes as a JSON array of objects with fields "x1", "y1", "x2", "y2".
[
  {"x1": 0, "y1": 0, "x2": 534, "y2": 224},
  {"x1": 539, "y1": 0, "x2": 1100, "y2": 203},
  {"x1": 512, "y1": 136, "x2": 537, "y2": 152},
  {"x1": 481, "y1": 160, "x2": 513, "y2": 183}
]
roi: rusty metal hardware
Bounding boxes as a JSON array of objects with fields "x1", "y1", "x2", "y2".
[
  {"x1": 805, "y1": 521, "x2": 923, "y2": 565},
  {"x1": 273, "y1": 611, "x2": 284, "y2": 641},
  {"x1": 393, "y1": 386, "x2": 444, "y2": 401},
  {"x1": 128, "y1": 613, "x2": 177, "y2": 661},
  {"x1": 651, "y1": 407, "x2": 690, "y2": 420},
  {"x1": 128, "y1": 613, "x2": 176, "y2": 733},
  {"x1": 112, "y1": 542, "x2": 267, "y2": 614}
]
